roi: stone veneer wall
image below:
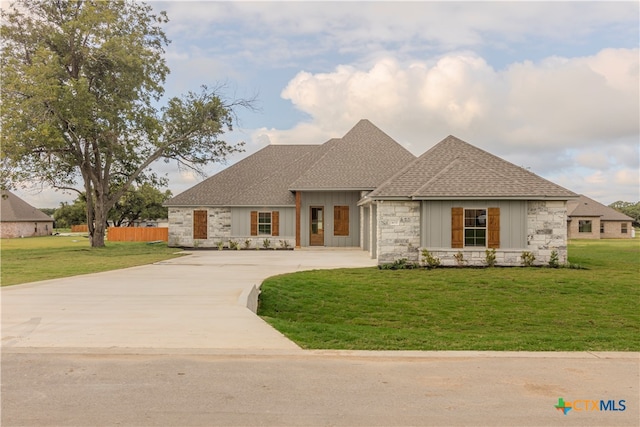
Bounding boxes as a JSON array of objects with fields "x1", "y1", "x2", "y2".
[
  {"x1": 526, "y1": 200, "x2": 568, "y2": 265},
  {"x1": 376, "y1": 201, "x2": 421, "y2": 264},
  {"x1": 168, "y1": 207, "x2": 231, "y2": 248},
  {"x1": 377, "y1": 200, "x2": 569, "y2": 266},
  {"x1": 167, "y1": 207, "x2": 295, "y2": 249}
]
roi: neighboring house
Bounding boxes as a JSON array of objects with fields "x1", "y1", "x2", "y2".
[
  {"x1": 567, "y1": 194, "x2": 634, "y2": 239},
  {"x1": 0, "y1": 190, "x2": 54, "y2": 238},
  {"x1": 166, "y1": 120, "x2": 577, "y2": 266}
]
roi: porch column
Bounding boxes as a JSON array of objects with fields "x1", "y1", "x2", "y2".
[{"x1": 295, "y1": 191, "x2": 301, "y2": 248}]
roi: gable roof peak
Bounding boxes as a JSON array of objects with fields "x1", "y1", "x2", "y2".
[
  {"x1": 288, "y1": 119, "x2": 416, "y2": 190},
  {"x1": 368, "y1": 135, "x2": 577, "y2": 200}
]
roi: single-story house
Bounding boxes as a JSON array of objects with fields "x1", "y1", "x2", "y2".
[
  {"x1": 567, "y1": 194, "x2": 634, "y2": 239},
  {"x1": 1, "y1": 190, "x2": 54, "y2": 238},
  {"x1": 165, "y1": 120, "x2": 577, "y2": 266}
]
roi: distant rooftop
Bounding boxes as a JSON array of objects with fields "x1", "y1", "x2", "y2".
[
  {"x1": 1, "y1": 190, "x2": 53, "y2": 222},
  {"x1": 567, "y1": 194, "x2": 633, "y2": 221}
]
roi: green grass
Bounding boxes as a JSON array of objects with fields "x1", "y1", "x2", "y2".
[
  {"x1": 259, "y1": 239, "x2": 640, "y2": 351},
  {"x1": 1, "y1": 235, "x2": 184, "y2": 286}
]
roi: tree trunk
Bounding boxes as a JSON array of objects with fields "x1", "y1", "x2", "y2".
[
  {"x1": 90, "y1": 195, "x2": 108, "y2": 247},
  {"x1": 91, "y1": 219, "x2": 107, "y2": 247}
]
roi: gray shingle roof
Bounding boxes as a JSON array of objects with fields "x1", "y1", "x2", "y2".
[
  {"x1": 567, "y1": 194, "x2": 633, "y2": 220},
  {"x1": 289, "y1": 119, "x2": 416, "y2": 190},
  {"x1": 165, "y1": 145, "x2": 319, "y2": 206},
  {"x1": 165, "y1": 120, "x2": 416, "y2": 207},
  {"x1": 1, "y1": 190, "x2": 53, "y2": 222},
  {"x1": 368, "y1": 135, "x2": 577, "y2": 199}
]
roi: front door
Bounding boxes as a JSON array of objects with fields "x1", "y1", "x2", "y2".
[{"x1": 310, "y1": 206, "x2": 324, "y2": 246}]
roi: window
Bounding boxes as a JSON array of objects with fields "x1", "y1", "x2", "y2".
[
  {"x1": 334, "y1": 206, "x2": 349, "y2": 236},
  {"x1": 258, "y1": 212, "x2": 272, "y2": 235},
  {"x1": 452, "y1": 207, "x2": 499, "y2": 249},
  {"x1": 621, "y1": 223, "x2": 628, "y2": 234},
  {"x1": 464, "y1": 209, "x2": 487, "y2": 247},
  {"x1": 600, "y1": 223, "x2": 605, "y2": 233},
  {"x1": 250, "y1": 211, "x2": 279, "y2": 236},
  {"x1": 578, "y1": 220, "x2": 592, "y2": 233}
]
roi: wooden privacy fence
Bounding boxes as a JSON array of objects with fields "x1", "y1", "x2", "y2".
[
  {"x1": 71, "y1": 224, "x2": 88, "y2": 232},
  {"x1": 107, "y1": 227, "x2": 168, "y2": 242}
]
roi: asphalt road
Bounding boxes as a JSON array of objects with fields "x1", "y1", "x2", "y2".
[{"x1": 2, "y1": 350, "x2": 638, "y2": 426}]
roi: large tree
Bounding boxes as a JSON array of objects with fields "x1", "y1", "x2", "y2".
[
  {"x1": 1, "y1": 0, "x2": 249, "y2": 246},
  {"x1": 109, "y1": 183, "x2": 171, "y2": 227},
  {"x1": 54, "y1": 196, "x2": 87, "y2": 229}
]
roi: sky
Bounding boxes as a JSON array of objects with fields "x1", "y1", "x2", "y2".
[{"x1": 12, "y1": 0, "x2": 640, "y2": 208}]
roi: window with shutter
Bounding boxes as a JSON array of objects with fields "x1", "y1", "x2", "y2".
[
  {"x1": 193, "y1": 210, "x2": 208, "y2": 239},
  {"x1": 251, "y1": 211, "x2": 278, "y2": 236},
  {"x1": 452, "y1": 207, "x2": 499, "y2": 248},
  {"x1": 334, "y1": 206, "x2": 349, "y2": 236}
]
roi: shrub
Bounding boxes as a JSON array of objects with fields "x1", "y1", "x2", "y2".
[
  {"x1": 421, "y1": 249, "x2": 441, "y2": 268},
  {"x1": 243, "y1": 239, "x2": 252, "y2": 249},
  {"x1": 521, "y1": 251, "x2": 535, "y2": 267},
  {"x1": 378, "y1": 258, "x2": 419, "y2": 270},
  {"x1": 453, "y1": 251, "x2": 466, "y2": 266},
  {"x1": 228, "y1": 240, "x2": 239, "y2": 250},
  {"x1": 485, "y1": 249, "x2": 496, "y2": 267},
  {"x1": 262, "y1": 238, "x2": 271, "y2": 249},
  {"x1": 279, "y1": 240, "x2": 291, "y2": 249},
  {"x1": 548, "y1": 250, "x2": 559, "y2": 268}
]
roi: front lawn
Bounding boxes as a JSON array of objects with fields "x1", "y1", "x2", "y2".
[
  {"x1": 1, "y1": 235, "x2": 184, "y2": 286},
  {"x1": 258, "y1": 239, "x2": 640, "y2": 351}
]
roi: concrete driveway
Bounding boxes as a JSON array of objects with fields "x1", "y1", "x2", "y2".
[{"x1": 1, "y1": 249, "x2": 377, "y2": 350}]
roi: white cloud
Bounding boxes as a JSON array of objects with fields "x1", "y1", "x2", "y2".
[
  {"x1": 615, "y1": 169, "x2": 640, "y2": 187},
  {"x1": 155, "y1": 2, "x2": 638, "y2": 67},
  {"x1": 257, "y1": 48, "x2": 638, "y2": 204},
  {"x1": 250, "y1": 122, "x2": 337, "y2": 146},
  {"x1": 576, "y1": 150, "x2": 614, "y2": 171},
  {"x1": 277, "y1": 48, "x2": 638, "y2": 146}
]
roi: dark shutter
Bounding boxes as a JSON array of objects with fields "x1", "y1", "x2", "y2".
[
  {"x1": 250, "y1": 211, "x2": 258, "y2": 236},
  {"x1": 451, "y1": 207, "x2": 463, "y2": 248},
  {"x1": 272, "y1": 211, "x2": 279, "y2": 236},
  {"x1": 334, "y1": 206, "x2": 349, "y2": 236},
  {"x1": 193, "y1": 210, "x2": 208, "y2": 239},
  {"x1": 488, "y1": 207, "x2": 500, "y2": 249}
]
